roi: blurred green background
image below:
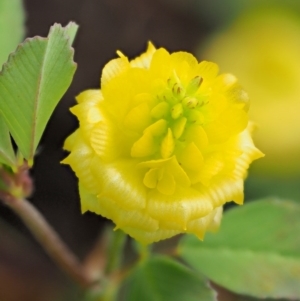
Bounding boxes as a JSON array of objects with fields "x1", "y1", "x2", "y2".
[{"x1": 1, "y1": 0, "x2": 300, "y2": 300}]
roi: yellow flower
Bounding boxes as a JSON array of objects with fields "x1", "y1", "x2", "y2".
[
  {"x1": 201, "y1": 9, "x2": 300, "y2": 176},
  {"x1": 62, "y1": 43, "x2": 263, "y2": 244}
]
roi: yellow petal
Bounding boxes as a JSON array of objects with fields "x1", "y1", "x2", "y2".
[
  {"x1": 132, "y1": 93, "x2": 155, "y2": 107},
  {"x1": 196, "y1": 152, "x2": 224, "y2": 186},
  {"x1": 171, "y1": 103, "x2": 183, "y2": 119},
  {"x1": 150, "y1": 101, "x2": 170, "y2": 119},
  {"x1": 88, "y1": 106, "x2": 102, "y2": 123},
  {"x1": 90, "y1": 118, "x2": 135, "y2": 163},
  {"x1": 121, "y1": 227, "x2": 180, "y2": 244},
  {"x1": 183, "y1": 124, "x2": 208, "y2": 150},
  {"x1": 146, "y1": 186, "x2": 214, "y2": 227},
  {"x1": 90, "y1": 121, "x2": 108, "y2": 156},
  {"x1": 187, "y1": 206, "x2": 223, "y2": 238},
  {"x1": 186, "y1": 76, "x2": 203, "y2": 95},
  {"x1": 70, "y1": 101, "x2": 102, "y2": 137},
  {"x1": 161, "y1": 128, "x2": 175, "y2": 159},
  {"x1": 150, "y1": 48, "x2": 171, "y2": 78},
  {"x1": 196, "y1": 61, "x2": 219, "y2": 81},
  {"x1": 194, "y1": 178, "x2": 244, "y2": 207},
  {"x1": 93, "y1": 194, "x2": 158, "y2": 232},
  {"x1": 62, "y1": 134, "x2": 99, "y2": 194},
  {"x1": 131, "y1": 132, "x2": 158, "y2": 157},
  {"x1": 187, "y1": 109, "x2": 205, "y2": 125},
  {"x1": 205, "y1": 108, "x2": 248, "y2": 143},
  {"x1": 170, "y1": 52, "x2": 198, "y2": 71},
  {"x1": 167, "y1": 156, "x2": 191, "y2": 187},
  {"x1": 115, "y1": 209, "x2": 159, "y2": 232},
  {"x1": 143, "y1": 168, "x2": 160, "y2": 189},
  {"x1": 227, "y1": 123, "x2": 265, "y2": 179},
  {"x1": 101, "y1": 57, "x2": 129, "y2": 87},
  {"x1": 63, "y1": 130, "x2": 79, "y2": 151},
  {"x1": 79, "y1": 182, "x2": 101, "y2": 214},
  {"x1": 137, "y1": 157, "x2": 172, "y2": 169},
  {"x1": 157, "y1": 171, "x2": 176, "y2": 195},
  {"x1": 179, "y1": 142, "x2": 204, "y2": 171},
  {"x1": 130, "y1": 42, "x2": 156, "y2": 68},
  {"x1": 144, "y1": 119, "x2": 168, "y2": 137},
  {"x1": 101, "y1": 69, "x2": 151, "y2": 123},
  {"x1": 124, "y1": 102, "x2": 151, "y2": 132},
  {"x1": 172, "y1": 116, "x2": 187, "y2": 139},
  {"x1": 206, "y1": 206, "x2": 223, "y2": 232},
  {"x1": 91, "y1": 158, "x2": 147, "y2": 210},
  {"x1": 76, "y1": 90, "x2": 103, "y2": 104}
]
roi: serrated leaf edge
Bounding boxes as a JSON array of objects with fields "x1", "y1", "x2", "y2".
[{"x1": 0, "y1": 22, "x2": 77, "y2": 162}]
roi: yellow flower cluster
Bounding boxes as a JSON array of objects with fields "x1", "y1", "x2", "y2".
[{"x1": 63, "y1": 43, "x2": 263, "y2": 244}]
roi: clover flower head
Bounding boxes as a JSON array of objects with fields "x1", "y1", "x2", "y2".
[{"x1": 62, "y1": 43, "x2": 263, "y2": 244}]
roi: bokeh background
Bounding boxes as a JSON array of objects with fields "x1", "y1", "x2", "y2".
[{"x1": 1, "y1": 0, "x2": 300, "y2": 300}]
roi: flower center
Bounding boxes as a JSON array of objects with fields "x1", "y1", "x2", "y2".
[
  {"x1": 125, "y1": 71, "x2": 211, "y2": 195},
  {"x1": 130, "y1": 73, "x2": 208, "y2": 159}
]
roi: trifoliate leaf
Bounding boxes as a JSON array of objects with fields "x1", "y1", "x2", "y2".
[
  {"x1": 0, "y1": 22, "x2": 78, "y2": 164},
  {"x1": 179, "y1": 198, "x2": 300, "y2": 299},
  {"x1": 122, "y1": 256, "x2": 216, "y2": 301}
]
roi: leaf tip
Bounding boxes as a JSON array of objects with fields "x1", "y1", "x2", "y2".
[{"x1": 49, "y1": 22, "x2": 79, "y2": 46}]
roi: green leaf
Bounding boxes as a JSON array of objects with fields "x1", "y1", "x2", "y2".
[
  {"x1": 122, "y1": 255, "x2": 216, "y2": 301},
  {"x1": 179, "y1": 198, "x2": 300, "y2": 299},
  {"x1": 0, "y1": 114, "x2": 15, "y2": 167},
  {"x1": 246, "y1": 175, "x2": 300, "y2": 201},
  {"x1": 64, "y1": 22, "x2": 79, "y2": 45},
  {"x1": 0, "y1": 0, "x2": 25, "y2": 67},
  {"x1": 0, "y1": 22, "x2": 78, "y2": 163}
]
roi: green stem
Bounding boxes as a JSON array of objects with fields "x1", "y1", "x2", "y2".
[
  {"x1": 3, "y1": 196, "x2": 94, "y2": 289},
  {"x1": 132, "y1": 240, "x2": 152, "y2": 261},
  {"x1": 83, "y1": 230, "x2": 108, "y2": 282},
  {"x1": 105, "y1": 228, "x2": 127, "y2": 275},
  {"x1": 82, "y1": 228, "x2": 128, "y2": 301}
]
